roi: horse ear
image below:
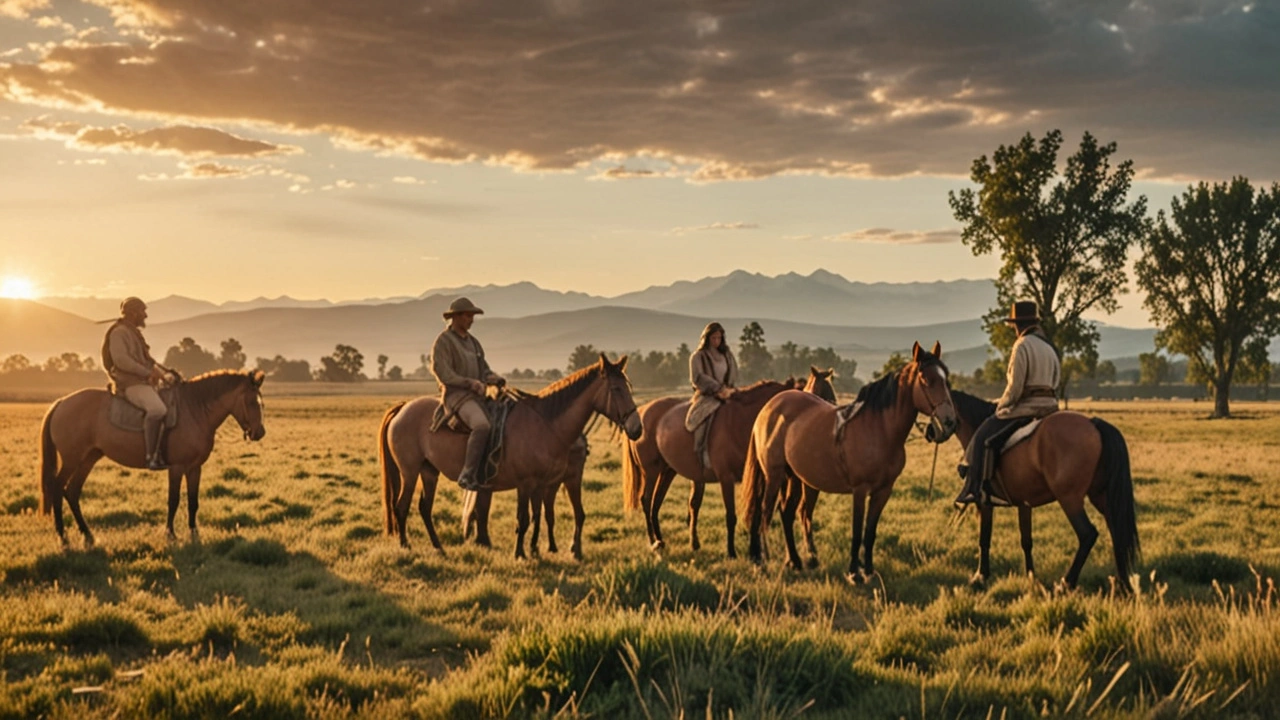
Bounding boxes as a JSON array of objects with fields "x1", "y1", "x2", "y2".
[
  {"x1": 616, "y1": 354, "x2": 628, "y2": 371},
  {"x1": 598, "y1": 352, "x2": 609, "y2": 367},
  {"x1": 931, "y1": 341, "x2": 942, "y2": 358},
  {"x1": 252, "y1": 369, "x2": 265, "y2": 386},
  {"x1": 825, "y1": 367, "x2": 834, "y2": 377},
  {"x1": 911, "y1": 341, "x2": 921, "y2": 361},
  {"x1": 810, "y1": 364, "x2": 820, "y2": 375}
]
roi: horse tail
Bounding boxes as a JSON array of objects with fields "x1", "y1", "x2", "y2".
[
  {"x1": 1092, "y1": 417, "x2": 1141, "y2": 582},
  {"x1": 621, "y1": 436, "x2": 644, "y2": 514},
  {"x1": 39, "y1": 400, "x2": 61, "y2": 516},
  {"x1": 380, "y1": 401, "x2": 408, "y2": 536},
  {"x1": 739, "y1": 429, "x2": 765, "y2": 526}
]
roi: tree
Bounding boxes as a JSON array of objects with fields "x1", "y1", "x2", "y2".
[
  {"x1": 376, "y1": 354, "x2": 389, "y2": 380},
  {"x1": 567, "y1": 345, "x2": 598, "y2": 373},
  {"x1": 314, "y1": 344, "x2": 365, "y2": 382},
  {"x1": 219, "y1": 338, "x2": 246, "y2": 370},
  {"x1": 540, "y1": 368, "x2": 563, "y2": 381},
  {"x1": 1, "y1": 354, "x2": 31, "y2": 373},
  {"x1": 949, "y1": 130, "x2": 1147, "y2": 371},
  {"x1": 387, "y1": 365, "x2": 403, "y2": 381},
  {"x1": 1137, "y1": 178, "x2": 1280, "y2": 417},
  {"x1": 738, "y1": 322, "x2": 773, "y2": 382},
  {"x1": 875, "y1": 352, "x2": 908, "y2": 380},
  {"x1": 1096, "y1": 360, "x2": 1117, "y2": 384},
  {"x1": 256, "y1": 355, "x2": 312, "y2": 382},
  {"x1": 164, "y1": 338, "x2": 219, "y2": 377},
  {"x1": 1138, "y1": 352, "x2": 1171, "y2": 386}
]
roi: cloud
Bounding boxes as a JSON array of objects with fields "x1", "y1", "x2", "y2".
[
  {"x1": 0, "y1": 1, "x2": 1276, "y2": 180},
  {"x1": 824, "y1": 228, "x2": 962, "y2": 245},
  {"x1": 139, "y1": 161, "x2": 310, "y2": 183},
  {"x1": 19, "y1": 117, "x2": 298, "y2": 157},
  {"x1": 670, "y1": 221, "x2": 761, "y2": 235},
  {"x1": 392, "y1": 175, "x2": 428, "y2": 185}
]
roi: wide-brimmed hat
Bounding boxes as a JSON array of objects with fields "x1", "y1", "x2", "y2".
[
  {"x1": 1002, "y1": 300, "x2": 1039, "y2": 324},
  {"x1": 443, "y1": 296, "x2": 485, "y2": 319},
  {"x1": 120, "y1": 297, "x2": 147, "y2": 315}
]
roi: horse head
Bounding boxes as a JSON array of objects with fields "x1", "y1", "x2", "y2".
[
  {"x1": 909, "y1": 341, "x2": 957, "y2": 443},
  {"x1": 231, "y1": 369, "x2": 267, "y2": 441},
  {"x1": 594, "y1": 353, "x2": 642, "y2": 440},
  {"x1": 804, "y1": 365, "x2": 837, "y2": 403}
]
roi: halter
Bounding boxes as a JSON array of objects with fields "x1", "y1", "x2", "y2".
[
  {"x1": 599, "y1": 372, "x2": 637, "y2": 430},
  {"x1": 914, "y1": 361, "x2": 955, "y2": 442},
  {"x1": 233, "y1": 386, "x2": 262, "y2": 441}
]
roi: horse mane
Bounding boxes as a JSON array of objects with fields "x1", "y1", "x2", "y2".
[
  {"x1": 520, "y1": 362, "x2": 620, "y2": 420},
  {"x1": 182, "y1": 369, "x2": 254, "y2": 415},
  {"x1": 853, "y1": 370, "x2": 898, "y2": 412},
  {"x1": 951, "y1": 389, "x2": 996, "y2": 428},
  {"x1": 729, "y1": 379, "x2": 791, "y2": 405}
]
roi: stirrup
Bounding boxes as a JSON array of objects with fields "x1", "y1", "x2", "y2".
[
  {"x1": 456, "y1": 472, "x2": 490, "y2": 492},
  {"x1": 147, "y1": 455, "x2": 169, "y2": 471}
]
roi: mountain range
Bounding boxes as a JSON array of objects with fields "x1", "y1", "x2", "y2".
[{"x1": 2, "y1": 271, "x2": 1173, "y2": 378}]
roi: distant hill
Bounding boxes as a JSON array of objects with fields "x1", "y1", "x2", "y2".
[{"x1": 0, "y1": 299, "x2": 101, "y2": 360}]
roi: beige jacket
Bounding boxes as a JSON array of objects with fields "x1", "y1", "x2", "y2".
[
  {"x1": 430, "y1": 327, "x2": 500, "y2": 411},
  {"x1": 996, "y1": 327, "x2": 1060, "y2": 419},
  {"x1": 686, "y1": 347, "x2": 739, "y2": 431},
  {"x1": 103, "y1": 321, "x2": 158, "y2": 390}
]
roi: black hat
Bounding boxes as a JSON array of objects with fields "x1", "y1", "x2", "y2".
[
  {"x1": 120, "y1": 297, "x2": 147, "y2": 315},
  {"x1": 1002, "y1": 300, "x2": 1039, "y2": 324}
]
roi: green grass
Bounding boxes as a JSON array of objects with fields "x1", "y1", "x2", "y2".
[{"x1": 1, "y1": 396, "x2": 1279, "y2": 718}]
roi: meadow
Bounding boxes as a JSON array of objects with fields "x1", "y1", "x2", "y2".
[{"x1": 0, "y1": 392, "x2": 1278, "y2": 719}]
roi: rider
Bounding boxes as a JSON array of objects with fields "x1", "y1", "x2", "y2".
[
  {"x1": 686, "y1": 322, "x2": 738, "y2": 478},
  {"x1": 102, "y1": 297, "x2": 175, "y2": 470},
  {"x1": 956, "y1": 300, "x2": 1060, "y2": 506},
  {"x1": 430, "y1": 297, "x2": 506, "y2": 491}
]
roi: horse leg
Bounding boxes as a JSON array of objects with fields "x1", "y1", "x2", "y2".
[
  {"x1": 514, "y1": 487, "x2": 530, "y2": 560},
  {"x1": 800, "y1": 485, "x2": 821, "y2": 569},
  {"x1": 394, "y1": 461, "x2": 422, "y2": 549},
  {"x1": 63, "y1": 456, "x2": 101, "y2": 548},
  {"x1": 166, "y1": 468, "x2": 183, "y2": 540},
  {"x1": 970, "y1": 504, "x2": 994, "y2": 588},
  {"x1": 1018, "y1": 506, "x2": 1035, "y2": 578},
  {"x1": 847, "y1": 491, "x2": 866, "y2": 582},
  {"x1": 465, "y1": 491, "x2": 494, "y2": 548},
  {"x1": 416, "y1": 469, "x2": 444, "y2": 553},
  {"x1": 186, "y1": 466, "x2": 203, "y2": 542},
  {"x1": 528, "y1": 485, "x2": 544, "y2": 560},
  {"x1": 720, "y1": 473, "x2": 738, "y2": 559},
  {"x1": 1060, "y1": 500, "x2": 1098, "y2": 591},
  {"x1": 544, "y1": 483, "x2": 559, "y2": 554},
  {"x1": 687, "y1": 479, "x2": 705, "y2": 552},
  {"x1": 648, "y1": 468, "x2": 676, "y2": 552},
  {"x1": 859, "y1": 487, "x2": 892, "y2": 582},
  {"x1": 569, "y1": 480, "x2": 586, "y2": 561},
  {"x1": 779, "y1": 476, "x2": 805, "y2": 570}
]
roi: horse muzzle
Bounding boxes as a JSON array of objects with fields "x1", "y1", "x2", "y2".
[
  {"x1": 926, "y1": 417, "x2": 956, "y2": 444},
  {"x1": 246, "y1": 427, "x2": 266, "y2": 442},
  {"x1": 622, "y1": 411, "x2": 643, "y2": 441}
]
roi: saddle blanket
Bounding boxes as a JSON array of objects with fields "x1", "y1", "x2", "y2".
[
  {"x1": 108, "y1": 390, "x2": 179, "y2": 433},
  {"x1": 1001, "y1": 418, "x2": 1042, "y2": 453}
]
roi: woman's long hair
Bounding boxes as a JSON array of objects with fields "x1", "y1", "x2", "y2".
[{"x1": 697, "y1": 322, "x2": 731, "y2": 355}]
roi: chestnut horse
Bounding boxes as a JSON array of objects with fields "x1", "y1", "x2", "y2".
[
  {"x1": 742, "y1": 342, "x2": 958, "y2": 581},
  {"x1": 38, "y1": 369, "x2": 268, "y2": 546},
  {"x1": 794, "y1": 366, "x2": 837, "y2": 567},
  {"x1": 948, "y1": 391, "x2": 1140, "y2": 593},
  {"x1": 460, "y1": 434, "x2": 589, "y2": 559},
  {"x1": 622, "y1": 378, "x2": 798, "y2": 558},
  {"x1": 379, "y1": 354, "x2": 642, "y2": 558}
]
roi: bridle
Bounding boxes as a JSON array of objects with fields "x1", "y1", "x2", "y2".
[
  {"x1": 233, "y1": 386, "x2": 262, "y2": 441},
  {"x1": 914, "y1": 361, "x2": 956, "y2": 443},
  {"x1": 599, "y1": 373, "x2": 637, "y2": 430}
]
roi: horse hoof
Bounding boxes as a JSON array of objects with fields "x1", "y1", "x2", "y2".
[
  {"x1": 650, "y1": 540, "x2": 665, "y2": 553},
  {"x1": 547, "y1": 544, "x2": 558, "y2": 554},
  {"x1": 690, "y1": 539, "x2": 701, "y2": 552},
  {"x1": 845, "y1": 572, "x2": 864, "y2": 586},
  {"x1": 969, "y1": 573, "x2": 987, "y2": 590},
  {"x1": 571, "y1": 549, "x2": 583, "y2": 562},
  {"x1": 785, "y1": 559, "x2": 803, "y2": 571},
  {"x1": 805, "y1": 556, "x2": 820, "y2": 570},
  {"x1": 84, "y1": 536, "x2": 96, "y2": 549}
]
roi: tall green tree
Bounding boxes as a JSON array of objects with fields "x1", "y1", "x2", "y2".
[
  {"x1": 315, "y1": 344, "x2": 365, "y2": 382},
  {"x1": 949, "y1": 130, "x2": 1147, "y2": 368},
  {"x1": 738, "y1": 322, "x2": 773, "y2": 382},
  {"x1": 219, "y1": 338, "x2": 246, "y2": 370},
  {"x1": 164, "y1": 338, "x2": 219, "y2": 377},
  {"x1": 567, "y1": 344, "x2": 599, "y2": 373},
  {"x1": 1137, "y1": 352, "x2": 1170, "y2": 386},
  {"x1": 1137, "y1": 177, "x2": 1280, "y2": 417},
  {"x1": 376, "y1": 354, "x2": 389, "y2": 380}
]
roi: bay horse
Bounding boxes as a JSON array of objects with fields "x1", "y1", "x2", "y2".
[
  {"x1": 794, "y1": 366, "x2": 837, "y2": 567},
  {"x1": 948, "y1": 390, "x2": 1140, "y2": 593},
  {"x1": 621, "y1": 378, "x2": 799, "y2": 558},
  {"x1": 38, "y1": 369, "x2": 268, "y2": 546},
  {"x1": 459, "y1": 433, "x2": 589, "y2": 559},
  {"x1": 379, "y1": 354, "x2": 642, "y2": 558},
  {"x1": 742, "y1": 342, "x2": 958, "y2": 582}
]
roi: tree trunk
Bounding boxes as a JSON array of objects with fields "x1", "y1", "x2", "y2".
[{"x1": 1213, "y1": 377, "x2": 1231, "y2": 418}]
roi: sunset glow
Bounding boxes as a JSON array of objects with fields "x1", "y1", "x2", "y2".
[{"x1": 0, "y1": 277, "x2": 36, "y2": 300}]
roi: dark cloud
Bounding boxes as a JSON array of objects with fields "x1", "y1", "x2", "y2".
[
  {"x1": 20, "y1": 116, "x2": 296, "y2": 156},
  {"x1": 0, "y1": 0, "x2": 1275, "y2": 179}
]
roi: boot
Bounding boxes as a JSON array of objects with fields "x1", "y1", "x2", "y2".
[
  {"x1": 954, "y1": 464, "x2": 981, "y2": 507},
  {"x1": 144, "y1": 417, "x2": 168, "y2": 470},
  {"x1": 456, "y1": 429, "x2": 490, "y2": 491}
]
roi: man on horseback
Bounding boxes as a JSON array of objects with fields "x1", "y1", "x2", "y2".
[
  {"x1": 102, "y1": 297, "x2": 176, "y2": 470},
  {"x1": 686, "y1": 322, "x2": 738, "y2": 480},
  {"x1": 955, "y1": 301, "x2": 1060, "y2": 507},
  {"x1": 430, "y1": 297, "x2": 506, "y2": 491}
]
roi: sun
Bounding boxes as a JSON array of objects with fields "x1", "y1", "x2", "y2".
[{"x1": 0, "y1": 276, "x2": 37, "y2": 300}]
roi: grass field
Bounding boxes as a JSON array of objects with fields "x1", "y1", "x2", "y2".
[{"x1": 1, "y1": 394, "x2": 1278, "y2": 719}]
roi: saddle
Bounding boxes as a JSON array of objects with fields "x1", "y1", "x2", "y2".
[
  {"x1": 430, "y1": 394, "x2": 515, "y2": 485},
  {"x1": 980, "y1": 415, "x2": 1041, "y2": 507},
  {"x1": 108, "y1": 385, "x2": 180, "y2": 433},
  {"x1": 833, "y1": 400, "x2": 865, "y2": 443},
  {"x1": 1000, "y1": 417, "x2": 1043, "y2": 453}
]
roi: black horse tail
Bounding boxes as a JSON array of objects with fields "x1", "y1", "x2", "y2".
[
  {"x1": 379, "y1": 401, "x2": 408, "y2": 536},
  {"x1": 39, "y1": 400, "x2": 61, "y2": 516},
  {"x1": 1093, "y1": 417, "x2": 1141, "y2": 585}
]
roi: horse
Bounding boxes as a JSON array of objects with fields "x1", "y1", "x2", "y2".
[
  {"x1": 793, "y1": 366, "x2": 837, "y2": 567},
  {"x1": 621, "y1": 378, "x2": 799, "y2": 558},
  {"x1": 742, "y1": 342, "x2": 959, "y2": 582},
  {"x1": 379, "y1": 354, "x2": 642, "y2": 559},
  {"x1": 38, "y1": 369, "x2": 268, "y2": 546},
  {"x1": 948, "y1": 390, "x2": 1140, "y2": 593},
  {"x1": 459, "y1": 433, "x2": 589, "y2": 559}
]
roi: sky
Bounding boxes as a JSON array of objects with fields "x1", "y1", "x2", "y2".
[{"x1": 1, "y1": 0, "x2": 1277, "y2": 328}]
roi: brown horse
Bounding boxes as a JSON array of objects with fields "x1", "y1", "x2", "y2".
[
  {"x1": 379, "y1": 354, "x2": 642, "y2": 558},
  {"x1": 460, "y1": 433, "x2": 589, "y2": 559},
  {"x1": 742, "y1": 342, "x2": 958, "y2": 581},
  {"x1": 949, "y1": 390, "x2": 1140, "y2": 593},
  {"x1": 38, "y1": 369, "x2": 268, "y2": 546},
  {"x1": 794, "y1": 366, "x2": 837, "y2": 567},
  {"x1": 622, "y1": 378, "x2": 798, "y2": 558}
]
